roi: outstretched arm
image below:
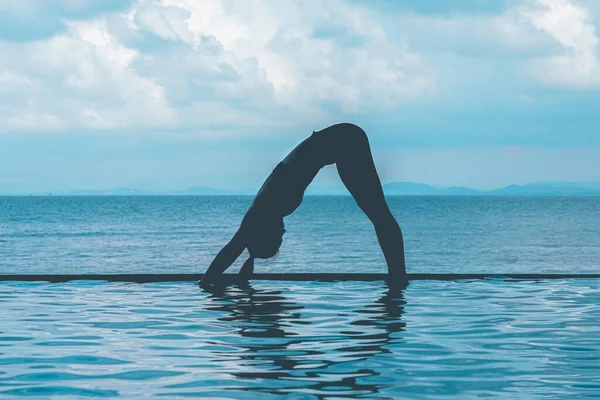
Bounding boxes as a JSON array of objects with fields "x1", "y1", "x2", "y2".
[{"x1": 200, "y1": 227, "x2": 247, "y2": 288}]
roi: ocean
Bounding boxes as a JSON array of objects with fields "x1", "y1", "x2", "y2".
[
  {"x1": 1, "y1": 195, "x2": 599, "y2": 275},
  {"x1": 1, "y1": 196, "x2": 599, "y2": 399}
]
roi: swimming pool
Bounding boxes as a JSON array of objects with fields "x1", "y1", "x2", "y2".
[{"x1": 1, "y1": 279, "x2": 599, "y2": 399}]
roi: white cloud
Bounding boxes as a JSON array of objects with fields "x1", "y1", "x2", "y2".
[
  {"x1": 126, "y1": 0, "x2": 434, "y2": 112},
  {"x1": 0, "y1": 0, "x2": 433, "y2": 134},
  {"x1": 377, "y1": 0, "x2": 600, "y2": 92},
  {"x1": 517, "y1": 0, "x2": 600, "y2": 88},
  {"x1": 0, "y1": 18, "x2": 175, "y2": 131},
  {"x1": 3, "y1": 0, "x2": 597, "y2": 136}
]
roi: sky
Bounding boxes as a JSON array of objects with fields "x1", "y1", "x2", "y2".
[{"x1": 0, "y1": 0, "x2": 599, "y2": 193}]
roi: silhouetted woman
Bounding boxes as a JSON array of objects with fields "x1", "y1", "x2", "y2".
[{"x1": 200, "y1": 123, "x2": 406, "y2": 288}]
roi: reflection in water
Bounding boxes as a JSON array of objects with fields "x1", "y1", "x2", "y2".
[
  {"x1": 2, "y1": 281, "x2": 600, "y2": 398},
  {"x1": 202, "y1": 282, "x2": 407, "y2": 398}
]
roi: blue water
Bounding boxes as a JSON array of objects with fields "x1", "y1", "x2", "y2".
[
  {"x1": 1, "y1": 196, "x2": 600, "y2": 398},
  {"x1": 1, "y1": 196, "x2": 600, "y2": 274},
  {"x1": 0, "y1": 280, "x2": 599, "y2": 399}
]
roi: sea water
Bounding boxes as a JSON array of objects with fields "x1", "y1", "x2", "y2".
[
  {"x1": 1, "y1": 195, "x2": 599, "y2": 274},
  {"x1": 0, "y1": 280, "x2": 599, "y2": 399},
  {"x1": 1, "y1": 196, "x2": 599, "y2": 398}
]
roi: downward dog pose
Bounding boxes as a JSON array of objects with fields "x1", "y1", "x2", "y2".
[{"x1": 200, "y1": 123, "x2": 406, "y2": 288}]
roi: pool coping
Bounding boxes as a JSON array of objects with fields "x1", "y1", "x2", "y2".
[{"x1": 0, "y1": 273, "x2": 599, "y2": 283}]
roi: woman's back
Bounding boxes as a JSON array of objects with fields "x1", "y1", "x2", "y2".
[{"x1": 254, "y1": 132, "x2": 328, "y2": 216}]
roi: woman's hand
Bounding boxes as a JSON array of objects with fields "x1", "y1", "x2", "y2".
[{"x1": 200, "y1": 227, "x2": 247, "y2": 288}]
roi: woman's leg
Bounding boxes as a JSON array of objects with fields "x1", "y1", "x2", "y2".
[{"x1": 324, "y1": 123, "x2": 407, "y2": 279}]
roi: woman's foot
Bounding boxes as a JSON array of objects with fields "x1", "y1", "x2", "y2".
[{"x1": 386, "y1": 274, "x2": 409, "y2": 290}]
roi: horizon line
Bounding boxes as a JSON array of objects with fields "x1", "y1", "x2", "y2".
[{"x1": 2, "y1": 179, "x2": 600, "y2": 196}]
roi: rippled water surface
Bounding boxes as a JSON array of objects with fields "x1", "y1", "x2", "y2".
[{"x1": 1, "y1": 280, "x2": 599, "y2": 399}]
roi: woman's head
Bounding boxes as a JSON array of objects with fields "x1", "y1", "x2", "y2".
[{"x1": 245, "y1": 211, "x2": 285, "y2": 259}]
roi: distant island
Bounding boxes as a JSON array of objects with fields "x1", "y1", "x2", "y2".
[{"x1": 3, "y1": 181, "x2": 600, "y2": 196}]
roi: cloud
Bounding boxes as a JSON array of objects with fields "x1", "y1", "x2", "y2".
[
  {"x1": 0, "y1": 18, "x2": 175, "y2": 131},
  {"x1": 0, "y1": 0, "x2": 133, "y2": 41},
  {"x1": 364, "y1": 0, "x2": 600, "y2": 106},
  {"x1": 347, "y1": 0, "x2": 512, "y2": 16},
  {"x1": 0, "y1": 0, "x2": 434, "y2": 134},
  {"x1": 519, "y1": 0, "x2": 600, "y2": 88},
  {"x1": 1, "y1": 0, "x2": 599, "y2": 141}
]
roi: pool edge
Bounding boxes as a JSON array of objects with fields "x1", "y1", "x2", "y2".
[{"x1": 1, "y1": 273, "x2": 599, "y2": 283}]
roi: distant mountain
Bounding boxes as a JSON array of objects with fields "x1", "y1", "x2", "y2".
[
  {"x1": 487, "y1": 182, "x2": 600, "y2": 196},
  {"x1": 383, "y1": 182, "x2": 481, "y2": 195},
  {"x1": 3, "y1": 182, "x2": 600, "y2": 196},
  {"x1": 305, "y1": 185, "x2": 348, "y2": 195},
  {"x1": 383, "y1": 182, "x2": 439, "y2": 195},
  {"x1": 313, "y1": 181, "x2": 600, "y2": 196}
]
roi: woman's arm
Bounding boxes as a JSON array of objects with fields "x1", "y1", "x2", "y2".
[{"x1": 200, "y1": 227, "x2": 247, "y2": 287}]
